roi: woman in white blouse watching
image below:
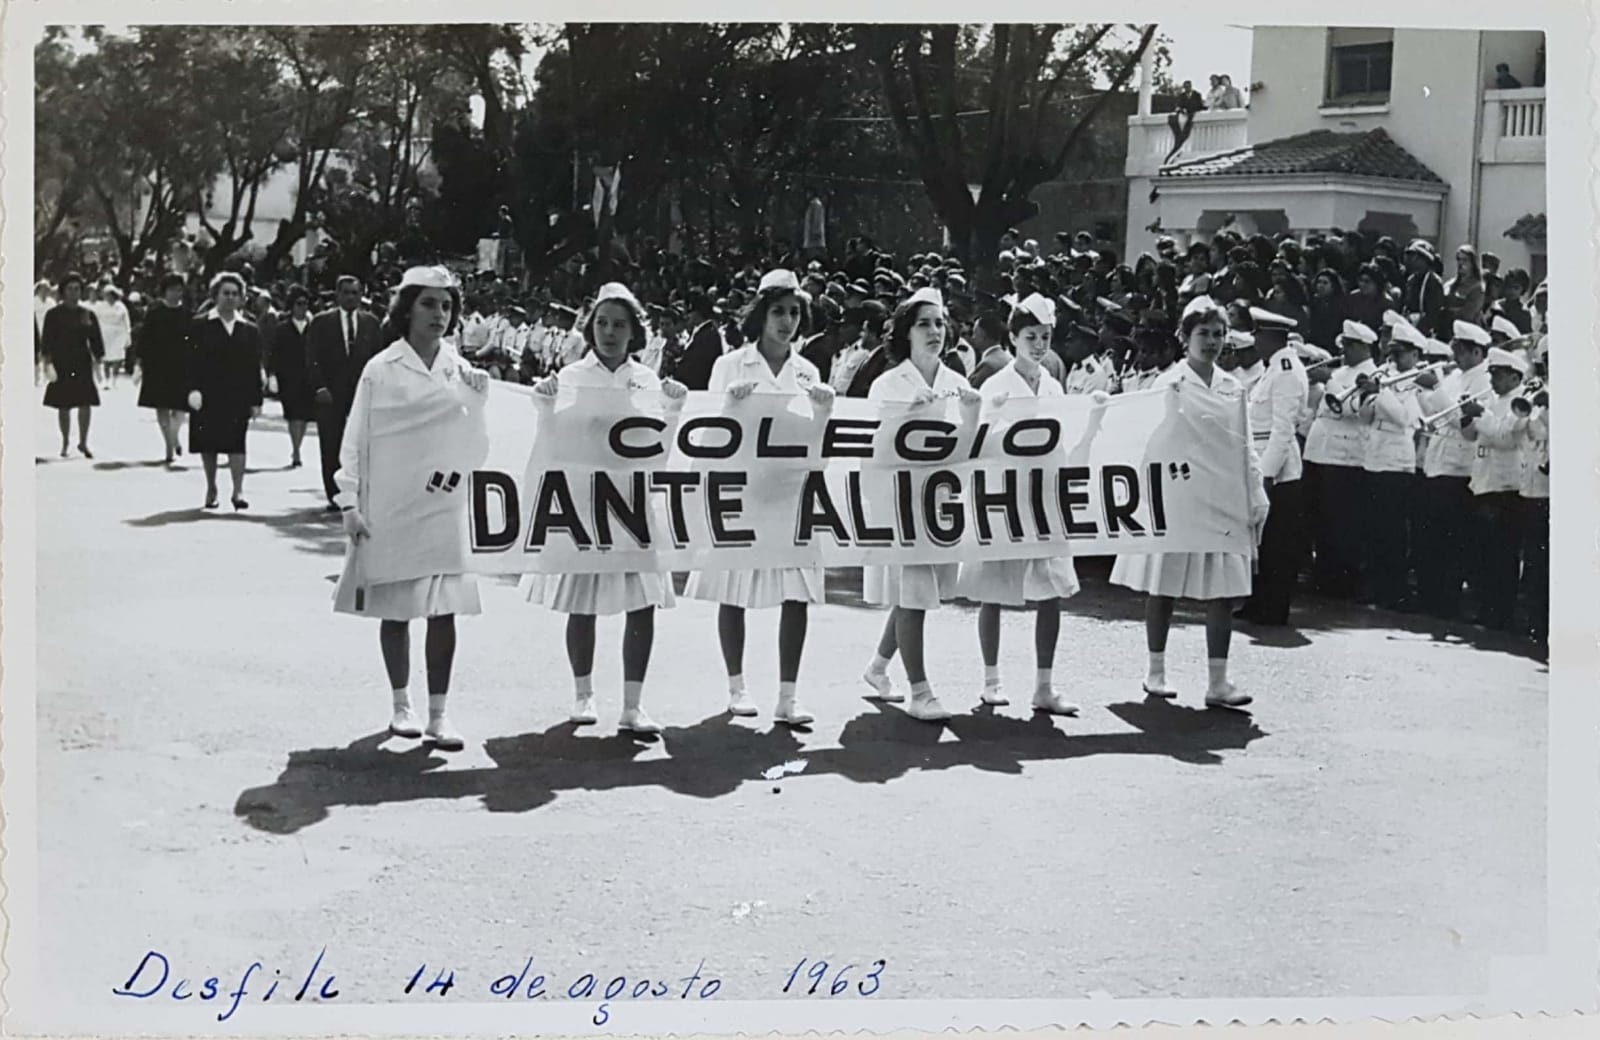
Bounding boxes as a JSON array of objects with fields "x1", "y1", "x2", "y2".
[
  {"x1": 954, "y1": 294, "x2": 1081, "y2": 716},
  {"x1": 860, "y1": 287, "x2": 981, "y2": 722},
  {"x1": 686, "y1": 269, "x2": 836, "y2": 725},
  {"x1": 1109, "y1": 301, "x2": 1268, "y2": 708},
  {"x1": 334, "y1": 266, "x2": 491, "y2": 751},
  {"x1": 527, "y1": 283, "x2": 689, "y2": 735}
]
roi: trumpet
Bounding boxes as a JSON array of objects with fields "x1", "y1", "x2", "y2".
[
  {"x1": 1419, "y1": 387, "x2": 1496, "y2": 433},
  {"x1": 1510, "y1": 378, "x2": 1548, "y2": 417},
  {"x1": 1374, "y1": 360, "x2": 1449, "y2": 391}
]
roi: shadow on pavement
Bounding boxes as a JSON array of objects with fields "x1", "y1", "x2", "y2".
[{"x1": 233, "y1": 698, "x2": 1267, "y2": 834}]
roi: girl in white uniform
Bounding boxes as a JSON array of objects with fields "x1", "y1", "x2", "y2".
[
  {"x1": 1109, "y1": 301, "x2": 1268, "y2": 709},
  {"x1": 954, "y1": 294, "x2": 1081, "y2": 715},
  {"x1": 334, "y1": 266, "x2": 491, "y2": 750},
  {"x1": 526, "y1": 283, "x2": 688, "y2": 734},
  {"x1": 95, "y1": 286, "x2": 133, "y2": 388},
  {"x1": 860, "y1": 287, "x2": 981, "y2": 722},
  {"x1": 685, "y1": 270, "x2": 836, "y2": 725}
]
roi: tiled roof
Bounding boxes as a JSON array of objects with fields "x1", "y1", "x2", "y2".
[{"x1": 1158, "y1": 127, "x2": 1446, "y2": 186}]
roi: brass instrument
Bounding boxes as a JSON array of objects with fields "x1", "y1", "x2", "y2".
[
  {"x1": 1510, "y1": 378, "x2": 1547, "y2": 417},
  {"x1": 1419, "y1": 387, "x2": 1496, "y2": 433}
]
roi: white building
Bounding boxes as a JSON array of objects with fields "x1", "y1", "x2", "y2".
[{"x1": 1126, "y1": 26, "x2": 1547, "y2": 282}]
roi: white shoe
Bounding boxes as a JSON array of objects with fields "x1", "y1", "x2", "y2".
[
  {"x1": 619, "y1": 707, "x2": 663, "y2": 734},
  {"x1": 1031, "y1": 688, "x2": 1079, "y2": 716},
  {"x1": 1205, "y1": 683, "x2": 1253, "y2": 709},
  {"x1": 727, "y1": 689, "x2": 759, "y2": 717},
  {"x1": 907, "y1": 690, "x2": 952, "y2": 722},
  {"x1": 1142, "y1": 680, "x2": 1179, "y2": 700},
  {"x1": 863, "y1": 669, "x2": 905, "y2": 703},
  {"x1": 388, "y1": 707, "x2": 423, "y2": 738},
  {"x1": 775, "y1": 697, "x2": 816, "y2": 726},
  {"x1": 979, "y1": 685, "x2": 1009, "y2": 706},
  {"x1": 570, "y1": 695, "x2": 598, "y2": 725},
  {"x1": 425, "y1": 717, "x2": 465, "y2": 751}
]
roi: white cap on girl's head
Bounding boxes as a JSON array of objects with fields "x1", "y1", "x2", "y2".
[
  {"x1": 1014, "y1": 293, "x2": 1057, "y2": 328},
  {"x1": 906, "y1": 286, "x2": 945, "y2": 310},
  {"x1": 757, "y1": 269, "x2": 801, "y2": 293},
  {"x1": 1182, "y1": 294, "x2": 1219, "y2": 318},
  {"x1": 399, "y1": 265, "x2": 456, "y2": 290}
]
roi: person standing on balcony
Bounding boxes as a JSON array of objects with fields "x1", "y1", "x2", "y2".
[
  {"x1": 1494, "y1": 63, "x2": 1523, "y2": 90},
  {"x1": 1165, "y1": 82, "x2": 1207, "y2": 163}
]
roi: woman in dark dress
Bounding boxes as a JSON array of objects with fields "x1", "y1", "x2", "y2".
[
  {"x1": 41, "y1": 271, "x2": 104, "y2": 458},
  {"x1": 137, "y1": 273, "x2": 195, "y2": 464},
  {"x1": 1305, "y1": 268, "x2": 1348, "y2": 352},
  {"x1": 267, "y1": 284, "x2": 316, "y2": 468},
  {"x1": 187, "y1": 272, "x2": 265, "y2": 510}
]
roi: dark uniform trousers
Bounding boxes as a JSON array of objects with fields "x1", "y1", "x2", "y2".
[
  {"x1": 1307, "y1": 461, "x2": 1371, "y2": 599},
  {"x1": 1473, "y1": 491, "x2": 1523, "y2": 630},
  {"x1": 1364, "y1": 470, "x2": 1420, "y2": 608},
  {"x1": 318, "y1": 402, "x2": 350, "y2": 503},
  {"x1": 1520, "y1": 497, "x2": 1549, "y2": 642},
  {"x1": 1244, "y1": 477, "x2": 1306, "y2": 624},
  {"x1": 1415, "y1": 475, "x2": 1475, "y2": 619}
]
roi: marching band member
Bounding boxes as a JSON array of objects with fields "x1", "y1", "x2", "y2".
[
  {"x1": 526, "y1": 283, "x2": 688, "y2": 734},
  {"x1": 1358, "y1": 321, "x2": 1428, "y2": 609},
  {"x1": 954, "y1": 293, "x2": 1081, "y2": 716},
  {"x1": 1121, "y1": 327, "x2": 1179, "y2": 392},
  {"x1": 1237, "y1": 308, "x2": 1308, "y2": 626},
  {"x1": 1517, "y1": 352, "x2": 1549, "y2": 645},
  {"x1": 1111, "y1": 300, "x2": 1267, "y2": 708},
  {"x1": 1302, "y1": 320, "x2": 1378, "y2": 599},
  {"x1": 860, "y1": 287, "x2": 982, "y2": 722},
  {"x1": 1063, "y1": 324, "x2": 1118, "y2": 395},
  {"x1": 1488, "y1": 313, "x2": 1523, "y2": 345},
  {"x1": 685, "y1": 270, "x2": 835, "y2": 726},
  {"x1": 1222, "y1": 329, "x2": 1263, "y2": 387},
  {"x1": 1412, "y1": 319, "x2": 1492, "y2": 620},
  {"x1": 333, "y1": 266, "x2": 491, "y2": 751},
  {"x1": 1461, "y1": 346, "x2": 1530, "y2": 631}
]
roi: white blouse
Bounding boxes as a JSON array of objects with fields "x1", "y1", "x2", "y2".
[
  {"x1": 983, "y1": 358, "x2": 1064, "y2": 399},
  {"x1": 707, "y1": 344, "x2": 821, "y2": 394},
  {"x1": 867, "y1": 357, "x2": 971, "y2": 403}
]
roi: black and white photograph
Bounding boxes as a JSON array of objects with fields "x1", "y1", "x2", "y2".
[{"x1": 3, "y1": 0, "x2": 1597, "y2": 1035}]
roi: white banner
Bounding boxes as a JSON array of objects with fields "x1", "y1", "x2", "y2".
[{"x1": 345, "y1": 381, "x2": 1257, "y2": 581}]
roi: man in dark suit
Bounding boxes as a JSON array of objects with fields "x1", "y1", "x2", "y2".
[
  {"x1": 305, "y1": 275, "x2": 382, "y2": 510},
  {"x1": 664, "y1": 291, "x2": 723, "y2": 390}
]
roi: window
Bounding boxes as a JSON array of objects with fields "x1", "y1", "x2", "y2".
[{"x1": 1326, "y1": 28, "x2": 1394, "y2": 105}]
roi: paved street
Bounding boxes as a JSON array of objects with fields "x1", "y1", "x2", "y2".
[{"x1": 33, "y1": 388, "x2": 1547, "y2": 1013}]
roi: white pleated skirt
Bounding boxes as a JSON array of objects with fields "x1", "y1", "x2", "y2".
[
  {"x1": 863, "y1": 563, "x2": 960, "y2": 611},
  {"x1": 521, "y1": 572, "x2": 676, "y2": 615},
  {"x1": 683, "y1": 567, "x2": 825, "y2": 608},
  {"x1": 1108, "y1": 551, "x2": 1252, "y2": 601},
  {"x1": 333, "y1": 571, "x2": 482, "y2": 621},
  {"x1": 955, "y1": 556, "x2": 1081, "y2": 606}
]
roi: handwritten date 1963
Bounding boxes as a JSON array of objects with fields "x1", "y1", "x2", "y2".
[{"x1": 782, "y1": 957, "x2": 887, "y2": 997}]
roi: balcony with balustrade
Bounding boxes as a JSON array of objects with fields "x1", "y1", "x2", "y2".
[
  {"x1": 1124, "y1": 110, "x2": 1251, "y2": 179},
  {"x1": 1480, "y1": 87, "x2": 1545, "y2": 164}
]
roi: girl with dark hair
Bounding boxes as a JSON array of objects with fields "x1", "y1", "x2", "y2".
[
  {"x1": 686, "y1": 270, "x2": 836, "y2": 725},
  {"x1": 268, "y1": 285, "x2": 317, "y2": 468},
  {"x1": 1110, "y1": 302, "x2": 1269, "y2": 708},
  {"x1": 1266, "y1": 262, "x2": 1310, "y2": 329},
  {"x1": 526, "y1": 282, "x2": 689, "y2": 735},
  {"x1": 860, "y1": 288, "x2": 982, "y2": 722},
  {"x1": 1306, "y1": 268, "x2": 1348, "y2": 351},
  {"x1": 954, "y1": 294, "x2": 1081, "y2": 715},
  {"x1": 137, "y1": 273, "x2": 195, "y2": 463},
  {"x1": 41, "y1": 272, "x2": 105, "y2": 458},
  {"x1": 186, "y1": 272, "x2": 265, "y2": 508},
  {"x1": 1347, "y1": 263, "x2": 1391, "y2": 332},
  {"x1": 334, "y1": 266, "x2": 490, "y2": 750}
]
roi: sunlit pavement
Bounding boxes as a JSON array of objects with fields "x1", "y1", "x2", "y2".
[{"x1": 32, "y1": 389, "x2": 1545, "y2": 1009}]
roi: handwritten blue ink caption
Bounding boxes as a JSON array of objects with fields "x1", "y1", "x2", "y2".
[{"x1": 112, "y1": 950, "x2": 885, "y2": 1024}]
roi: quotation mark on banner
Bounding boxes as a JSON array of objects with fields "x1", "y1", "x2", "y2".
[
  {"x1": 1167, "y1": 462, "x2": 1193, "y2": 481},
  {"x1": 426, "y1": 471, "x2": 463, "y2": 493}
]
